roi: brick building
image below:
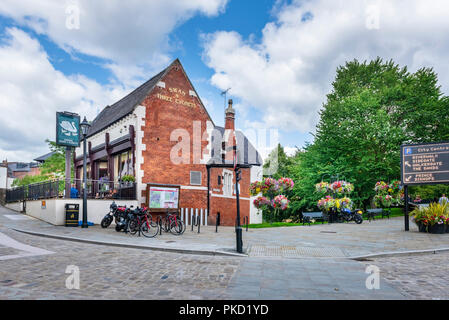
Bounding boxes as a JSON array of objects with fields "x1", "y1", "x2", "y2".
[{"x1": 74, "y1": 59, "x2": 263, "y2": 226}]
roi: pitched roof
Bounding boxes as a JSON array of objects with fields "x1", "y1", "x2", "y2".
[
  {"x1": 207, "y1": 126, "x2": 263, "y2": 167},
  {"x1": 34, "y1": 151, "x2": 57, "y2": 163},
  {"x1": 86, "y1": 65, "x2": 169, "y2": 138}
]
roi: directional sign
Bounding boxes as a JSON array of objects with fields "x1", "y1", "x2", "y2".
[
  {"x1": 401, "y1": 142, "x2": 449, "y2": 185},
  {"x1": 56, "y1": 112, "x2": 80, "y2": 147}
]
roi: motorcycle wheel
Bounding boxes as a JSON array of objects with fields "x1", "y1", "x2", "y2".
[
  {"x1": 101, "y1": 215, "x2": 113, "y2": 228},
  {"x1": 355, "y1": 215, "x2": 363, "y2": 224},
  {"x1": 115, "y1": 223, "x2": 122, "y2": 232}
]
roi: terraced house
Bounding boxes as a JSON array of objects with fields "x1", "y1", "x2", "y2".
[{"x1": 74, "y1": 59, "x2": 263, "y2": 226}]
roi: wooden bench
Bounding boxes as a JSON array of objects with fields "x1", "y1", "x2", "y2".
[{"x1": 302, "y1": 212, "x2": 327, "y2": 226}]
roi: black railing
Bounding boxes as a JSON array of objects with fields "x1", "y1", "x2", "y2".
[{"x1": 6, "y1": 179, "x2": 137, "y2": 203}]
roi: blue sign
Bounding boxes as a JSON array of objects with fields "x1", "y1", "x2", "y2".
[{"x1": 56, "y1": 112, "x2": 80, "y2": 147}]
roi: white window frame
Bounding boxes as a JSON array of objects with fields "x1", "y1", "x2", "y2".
[{"x1": 222, "y1": 169, "x2": 233, "y2": 197}]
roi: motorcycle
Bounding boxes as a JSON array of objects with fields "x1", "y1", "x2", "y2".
[
  {"x1": 100, "y1": 201, "x2": 127, "y2": 229},
  {"x1": 339, "y1": 208, "x2": 363, "y2": 224}
]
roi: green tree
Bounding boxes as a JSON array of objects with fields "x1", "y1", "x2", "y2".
[{"x1": 291, "y1": 58, "x2": 449, "y2": 210}]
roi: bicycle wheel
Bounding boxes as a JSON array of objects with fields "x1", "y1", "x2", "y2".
[
  {"x1": 169, "y1": 220, "x2": 184, "y2": 235},
  {"x1": 128, "y1": 218, "x2": 139, "y2": 235},
  {"x1": 141, "y1": 219, "x2": 159, "y2": 238}
]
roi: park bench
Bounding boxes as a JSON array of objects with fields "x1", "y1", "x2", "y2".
[
  {"x1": 302, "y1": 212, "x2": 327, "y2": 226},
  {"x1": 365, "y1": 208, "x2": 392, "y2": 221}
]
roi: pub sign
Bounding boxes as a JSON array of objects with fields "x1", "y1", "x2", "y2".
[{"x1": 56, "y1": 112, "x2": 80, "y2": 147}]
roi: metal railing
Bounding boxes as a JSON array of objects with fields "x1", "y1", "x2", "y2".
[{"x1": 6, "y1": 178, "x2": 137, "y2": 203}]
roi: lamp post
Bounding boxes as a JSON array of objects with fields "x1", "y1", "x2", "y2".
[
  {"x1": 233, "y1": 146, "x2": 243, "y2": 253},
  {"x1": 80, "y1": 117, "x2": 91, "y2": 229}
]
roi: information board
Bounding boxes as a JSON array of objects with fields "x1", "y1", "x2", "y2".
[
  {"x1": 401, "y1": 142, "x2": 449, "y2": 185},
  {"x1": 56, "y1": 112, "x2": 80, "y2": 147},
  {"x1": 148, "y1": 186, "x2": 180, "y2": 209}
]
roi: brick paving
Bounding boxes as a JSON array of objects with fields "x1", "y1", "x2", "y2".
[
  {"x1": 1, "y1": 206, "x2": 449, "y2": 300},
  {"x1": 361, "y1": 252, "x2": 449, "y2": 300}
]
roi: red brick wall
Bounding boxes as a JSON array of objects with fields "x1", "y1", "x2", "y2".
[
  {"x1": 137, "y1": 61, "x2": 254, "y2": 226},
  {"x1": 208, "y1": 167, "x2": 251, "y2": 226},
  {"x1": 140, "y1": 61, "x2": 210, "y2": 209}
]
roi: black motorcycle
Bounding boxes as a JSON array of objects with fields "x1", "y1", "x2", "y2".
[{"x1": 100, "y1": 201, "x2": 127, "y2": 228}]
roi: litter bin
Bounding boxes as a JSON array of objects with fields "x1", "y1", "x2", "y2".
[{"x1": 65, "y1": 204, "x2": 79, "y2": 227}]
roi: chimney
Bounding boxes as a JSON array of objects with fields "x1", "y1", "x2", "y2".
[{"x1": 225, "y1": 99, "x2": 235, "y2": 131}]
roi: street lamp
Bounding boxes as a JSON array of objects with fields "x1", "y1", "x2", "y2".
[{"x1": 80, "y1": 117, "x2": 90, "y2": 229}]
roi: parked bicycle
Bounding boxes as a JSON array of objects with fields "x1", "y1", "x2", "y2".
[
  {"x1": 127, "y1": 206, "x2": 159, "y2": 238},
  {"x1": 160, "y1": 210, "x2": 185, "y2": 235}
]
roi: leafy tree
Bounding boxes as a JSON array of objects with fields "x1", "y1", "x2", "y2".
[
  {"x1": 289, "y1": 58, "x2": 449, "y2": 210},
  {"x1": 11, "y1": 140, "x2": 74, "y2": 187}
]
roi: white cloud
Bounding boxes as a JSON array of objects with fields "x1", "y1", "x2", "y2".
[
  {"x1": 202, "y1": 0, "x2": 449, "y2": 133},
  {"x1": 0, "y1": 0, "x2": 228, "y2": 84},
  {"x1": 0, "y1": 28, "x2": 128, "y2": 162}
]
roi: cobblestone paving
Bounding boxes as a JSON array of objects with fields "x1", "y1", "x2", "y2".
[
  {"x1": 0, "y1": 227, "x2": 241, "y2": 300},
  {"x1": 361, "y1": 252, "x2": 449, "y2": 300}
]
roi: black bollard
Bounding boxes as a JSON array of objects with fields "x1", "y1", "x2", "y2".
[
  {"x1": 216, "y1": 212, "x2": 220, "y2": 233},
  {"x1": 197, "y1": 216, "x2": 201, "y2": 234}
]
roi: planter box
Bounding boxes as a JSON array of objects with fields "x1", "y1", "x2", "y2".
[
  {"x1": 446, "y1": 224, "x2": 449, "y2": 233},
  {"x1": 416, "y1": 222, "x2": 428, "y2": 233},
  {"x1": 429, "y1": 224, "x2": 446, "y2": 234}
]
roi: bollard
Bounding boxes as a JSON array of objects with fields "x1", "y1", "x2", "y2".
[
  {"x1": 158, "y1": 216, "x2": 162, "y2": 235},
  {"x1": 197, "y1": 215, "x2": 201, "y2": 234},
  {"x1": 215, "y1": 212, "x2": 220, "y2": 233},
  {"x1": 244, "y1": 216, "x2": 249, "y2": 232}
]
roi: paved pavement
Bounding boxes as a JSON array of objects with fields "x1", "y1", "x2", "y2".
[
  {"x1": 0, "y1": 225, "x2": 404, "y2": 300},
  {"x1": 1, "y1": 206, "x2": 449, "y2": 259},
  {"x1": 361, "y1": 252, "x2": 449, "y2": 300},
  {"x1": 1, "y1": 205, "x2": 448, "y2": 300}
]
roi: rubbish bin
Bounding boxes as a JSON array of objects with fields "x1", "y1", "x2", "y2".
[{"x1": 65, "y1": 204, "x2": 79, "y2": 227}]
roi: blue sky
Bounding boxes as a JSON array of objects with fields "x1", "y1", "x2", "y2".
[{"x1": 0, "y1": 0, "x2": 448, "y2": 162}]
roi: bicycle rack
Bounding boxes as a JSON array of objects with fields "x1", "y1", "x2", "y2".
[
  {"x1": 215, "y1": 212, "x2": 220, "y2": 233},
  {"x1": 191, "y1": 215, "x2": 201, "y2": 233},
  {"x1": 157, "y1": 216, "x2": 163, "y2": 235}
]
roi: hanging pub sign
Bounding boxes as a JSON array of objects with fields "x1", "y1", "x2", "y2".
[
  {"x1": 401, "y1": 142, "x2": 449, "y2": 185},
  {"x1": 145, "y1": 184, "x2": 180, "y2": 213},
  {"x1": 56, "y1": 112, "x2": 80, "y2": 147}
]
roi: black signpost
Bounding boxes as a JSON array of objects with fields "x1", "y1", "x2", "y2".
[{"x1": 401, "y1": 141, "x2": 449, "y2": 231}]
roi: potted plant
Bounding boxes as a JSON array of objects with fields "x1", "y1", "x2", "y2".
[
  {"x1": 120, "y1": 174, "x2": 135, "y2": 187},
  {"x1": 411, "y1": 203, "x2": 448, "y2": 234}
]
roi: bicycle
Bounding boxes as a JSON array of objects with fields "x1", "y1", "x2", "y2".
[
  {"x1": 139, "y1": 209, "x2": 160, "y2": 238},
  {"x1": 161, "y1": 211, "x2": 185, "y2": 235},
  {"x1": 128, "y1": 207, "x2": 159, "y2": 237}
]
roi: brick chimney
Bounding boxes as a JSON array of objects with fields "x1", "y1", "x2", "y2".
[
  {"x1": 225, "y1": 99, "x2": 235, "y2": 131},
  {"x1": 223, "y1": 99, "x2": 236, "y2": 162}
]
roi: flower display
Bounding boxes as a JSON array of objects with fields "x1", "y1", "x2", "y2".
[
  {"x1": 278, "y1": 178, "x2": 295, "y2": 192},
  {"x1": 253, "y1": 196, "x2": 271, "y2": 209},
  {"x1": 273, "y1": 195, "x2": 290, "y2": 211},
  {"x1": 317, "y1": 196, "x2": 336, "y2": 211},
  {"x1": 315, "y1": 182, "x2": 330, "y2": 194},
  {"x1": 373, "y1": 180, "x2": 403, "y2": 208},
  {"x1": 249, "y1": 177, "x2": 294, "y2": 222},
  {"x1": 330, "y1": 181, "x2": 354, "y2": 194},
  {"x1": 374, "y1": 181, "x2": 389, "y2": 194}
]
